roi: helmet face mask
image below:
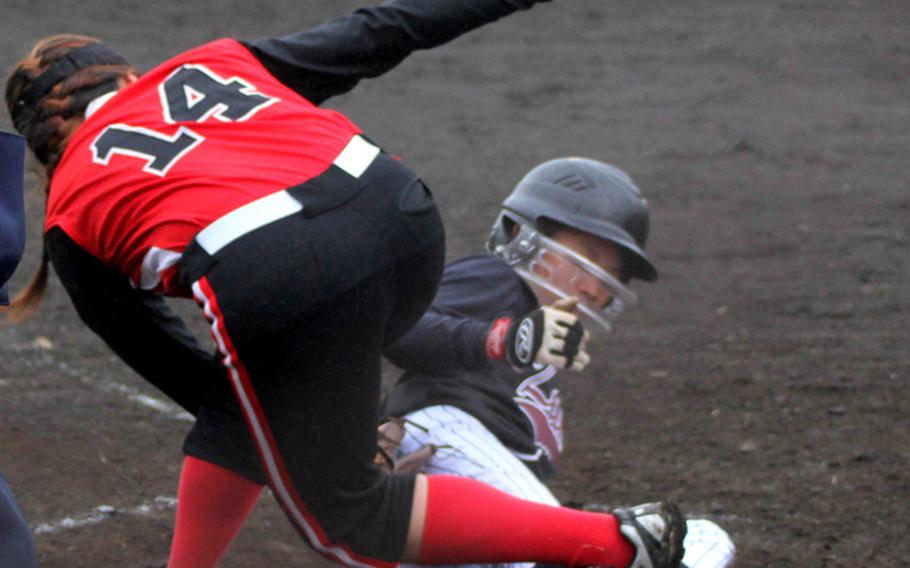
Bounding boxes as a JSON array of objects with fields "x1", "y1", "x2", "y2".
[{"x1": 491, "y1": 223, "x2": 637, "y2": 333}]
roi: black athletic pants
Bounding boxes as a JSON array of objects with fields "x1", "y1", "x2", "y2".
[{"x1": 179, "y1": 153, "x2": 445, "y2": 564}]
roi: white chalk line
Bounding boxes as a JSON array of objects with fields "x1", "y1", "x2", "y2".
[
  {"x1": 32, "y1": 496, "x2": 177, "y2": 535},
  {"x1": 55, "y1": 357, "x2": 194, "y2": 423},
  {"x1": 101, "y1": 380, "x2": 194, "y2": 422}
]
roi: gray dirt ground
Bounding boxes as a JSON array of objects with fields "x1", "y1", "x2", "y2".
[{"x1": 1, "y1": 1, "x2": 908, "y2": 566}]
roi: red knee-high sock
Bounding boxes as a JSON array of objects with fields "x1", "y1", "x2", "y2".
[
  {"x1": 417, "y1": 475, "x2": 635, "y2": 568},
  {"x1": 167, "y1": 456, "x2": 263, "y2": 568}
]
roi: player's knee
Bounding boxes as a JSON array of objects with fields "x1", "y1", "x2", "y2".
[{"x1": 297, "y1": 470, "x2": 417, "y2": 563}]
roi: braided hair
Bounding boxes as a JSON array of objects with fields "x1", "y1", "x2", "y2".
[{"x1": 3, "y1": 35, "x2": 136, "y2": 322}]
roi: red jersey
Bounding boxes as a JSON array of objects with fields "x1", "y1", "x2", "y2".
[{"x1": 47, "y1": 39, "x2": 362, "y2": 296}]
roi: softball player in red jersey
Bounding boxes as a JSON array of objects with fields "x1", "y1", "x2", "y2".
[{"x1": 6, "y1": 2, "x2": 687, "y2": 567}]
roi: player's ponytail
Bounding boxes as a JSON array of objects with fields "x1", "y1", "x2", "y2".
[{"x1": 3, "y1": 35, "x2": 136, "y2": 322}]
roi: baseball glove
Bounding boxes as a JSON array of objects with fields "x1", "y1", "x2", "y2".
[{"x1": 375, "y1": 417, "x2": 438, "y2": 475}]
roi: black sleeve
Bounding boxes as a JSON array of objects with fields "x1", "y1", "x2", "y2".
[
  {"x1": 45, "y1": 227, "x2": 218, "y2": 415},
  {"x1": 384, "y1": 255, "x2": 536, "y2": 373},
  {"x1": 383, "y1": 306, "x2": 491, "y2": 373},
  {"x1": 242, "y1": 0, "x2": 548, "y2": 104}
]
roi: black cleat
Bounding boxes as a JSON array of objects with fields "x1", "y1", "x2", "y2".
[{"x1": 612, "y1": 501, "x2": 687, "y2": 568}]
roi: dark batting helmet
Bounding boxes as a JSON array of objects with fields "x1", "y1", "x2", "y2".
[{"x1": 487, "y1": 157, "x2": 658, "y2": 282}]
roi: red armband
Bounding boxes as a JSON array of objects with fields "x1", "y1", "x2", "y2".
[{"x1": 485, "y1": 316, "x2": 513, "y2": 361}]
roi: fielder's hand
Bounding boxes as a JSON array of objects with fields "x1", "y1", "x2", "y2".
[{"x1": 486, "y1": 297, "x2": 591, "y2": 371}]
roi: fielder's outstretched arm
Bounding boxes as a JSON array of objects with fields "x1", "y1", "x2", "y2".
[{"x1": 243, "y1": 0, "x2": 550, "y2": 104}]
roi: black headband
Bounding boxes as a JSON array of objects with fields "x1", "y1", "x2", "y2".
[
  {"x1": 12, "y1": 43, "x2": 128, "y2": 164},
  {"x1": 17, "y1": 43, "x2": 129, "y2": 111}
]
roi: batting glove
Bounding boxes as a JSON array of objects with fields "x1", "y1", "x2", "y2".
[{"x1": 486, "y1": 297, "x2": 591, "y2": 371}]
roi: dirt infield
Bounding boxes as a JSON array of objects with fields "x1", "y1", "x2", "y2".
[{"x1": 1, "y1": 1, "x2": 907, "y2": 566}]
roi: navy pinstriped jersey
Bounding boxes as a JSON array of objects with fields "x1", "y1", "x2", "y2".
[{"x1": 383, "y1": 254, "x2": 563, "y2": 480}]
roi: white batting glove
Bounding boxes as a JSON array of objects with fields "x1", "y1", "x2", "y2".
[{"x1": 486, "y1": 297, "x2": 591, "y2": 371}]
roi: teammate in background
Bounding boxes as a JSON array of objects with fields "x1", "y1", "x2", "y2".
[
  {"x1": 0, "y1": 130, "x2": 39, "y2": 568},
  {"x1": 4, "y1": 2, "x2": 687, "y2": 568},
  {"x1": 382, "y1": 158, "x2": 736, "y2": 568}
]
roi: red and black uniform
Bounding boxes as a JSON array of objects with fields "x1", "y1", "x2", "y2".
[
  {"x1": 48, "y1": 39, "x2": 363, "y2": 296},
  {"x1": 44, "y1": 1, "x2": 548, "y2": 563}
]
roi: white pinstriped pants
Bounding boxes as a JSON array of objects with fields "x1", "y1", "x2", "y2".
[{"x1": 398, "y1": 405, "x2": 735, "y2": 568}]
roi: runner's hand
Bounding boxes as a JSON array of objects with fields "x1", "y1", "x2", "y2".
[{"x1": 486, "y1": 297, "x2": 591, "y2": 371}]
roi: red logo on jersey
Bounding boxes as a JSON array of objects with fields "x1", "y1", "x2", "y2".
[{"x1": 514, "y1": 366, "x2": 563, "y2": 464}]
